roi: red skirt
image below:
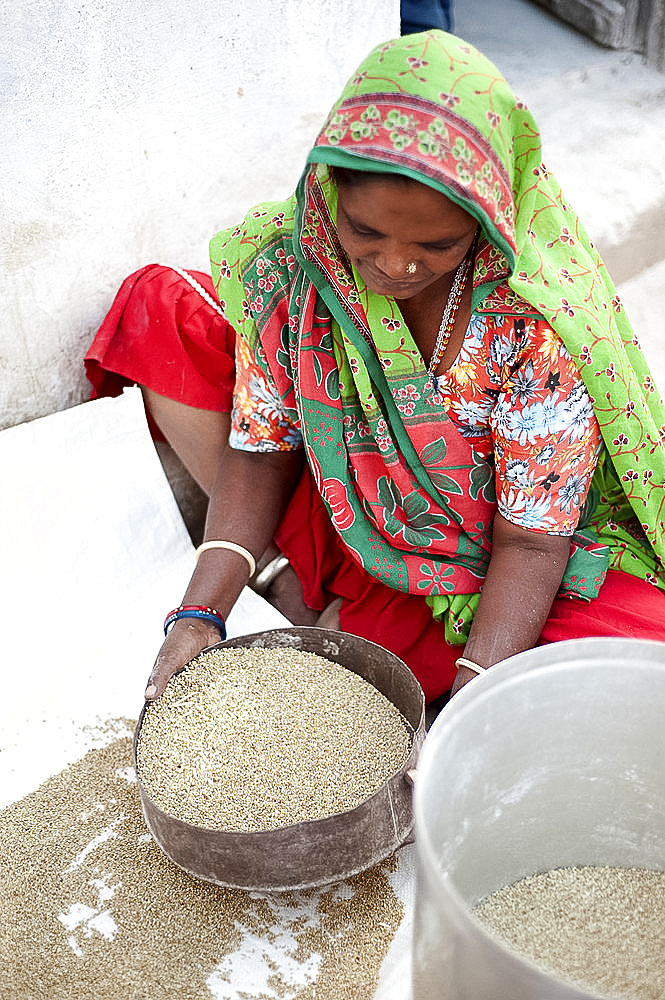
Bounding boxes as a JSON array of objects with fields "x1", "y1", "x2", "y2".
[
  {"x1": 86, "y1": 264, "x2": 665, "y2": 702},
  {"x1": 85, "y1": 264, "x2": 235, "y2": 410}
]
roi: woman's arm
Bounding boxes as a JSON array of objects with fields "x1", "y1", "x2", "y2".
[
  {"x1": 145, "y1": 446, "x2": 305, "y2": 699},
  {"x1": 450, "y1": 512, "x2": 571, "y2": 696}
]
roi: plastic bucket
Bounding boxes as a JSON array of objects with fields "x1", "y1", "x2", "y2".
[{"x1": 412, "y1": 637, "x2": 665, "y2": 999}]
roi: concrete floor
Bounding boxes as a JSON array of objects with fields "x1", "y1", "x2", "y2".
[{"x1": 456, "y1": 0, "x2": 621, "y2": 79}]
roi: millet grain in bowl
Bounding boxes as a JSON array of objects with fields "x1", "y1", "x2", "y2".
[
  {"x1": 136, "y1": 646, "x2": 412, "y2": 832},
  {"x1": 473, "y1": 865, "x2": 665, "y2": 999}
]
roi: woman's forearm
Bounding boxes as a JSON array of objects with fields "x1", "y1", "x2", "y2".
[
  {"x1": 145, "y1": 446, "x2": 305, "y2": 698},
  {"x1": 454, "y1": 512, "x2": 571, "y2": 691},
  {"x1": 181, "y1": 446, "x2": 305, "y2": 618}
]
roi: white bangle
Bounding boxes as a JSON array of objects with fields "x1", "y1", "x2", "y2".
[
  {"x1": 194, "y1": 540, "x2": 256, "y2": 577},
  {"x1": 455, "y1": 657, "x2": 488, "y2": 675}
]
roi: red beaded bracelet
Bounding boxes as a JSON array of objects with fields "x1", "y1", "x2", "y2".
[{"x1": 163, "y1": 605, "x2": 227, "y2": 639}]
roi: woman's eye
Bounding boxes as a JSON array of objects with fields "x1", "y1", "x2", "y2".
[
  {"x1": 423, "y1": 241, "x2": 457, "y2": 252},
  {"x1": 350, "y1": 223, "x2": 378, "y2": 238}
]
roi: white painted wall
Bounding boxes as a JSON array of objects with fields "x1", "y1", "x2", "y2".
[{"x1": 1, "y1": 0, "x2": 399, "y2": 429}]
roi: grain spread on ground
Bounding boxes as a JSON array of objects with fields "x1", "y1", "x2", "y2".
[
  {"x1": 136, "y1": 646, "x2": 412, "y2": 832},
  {"x1": 473, "y1": 865, "x2": 665, "y2": 999},
  {"x1": 0, "y1": 725, "x2": 404, "y2": 1000}
]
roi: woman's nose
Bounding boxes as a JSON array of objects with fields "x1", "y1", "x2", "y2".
[{"x1": 375, "y1": 245, "x2": 413, "y2": 279}]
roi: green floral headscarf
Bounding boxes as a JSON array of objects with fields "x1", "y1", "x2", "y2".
[{"x1": 303, "y1": 30, "x2": 665, "y2": 567}]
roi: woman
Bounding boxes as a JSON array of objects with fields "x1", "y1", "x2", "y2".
[{"x1": 86, "y1": 31, "x2": 665, "y2": 703}]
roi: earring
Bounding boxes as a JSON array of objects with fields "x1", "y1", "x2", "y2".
[{"x1": 406, "y1": 262, "x2": 417, "y2": 274}]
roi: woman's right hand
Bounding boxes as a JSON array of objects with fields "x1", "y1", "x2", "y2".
[{"x1": 144, "y1": 618, "x2": 222, "y2": 700}]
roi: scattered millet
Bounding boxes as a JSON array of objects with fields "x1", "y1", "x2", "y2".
[
  {"x1": 0, "y1": 727, "x2": 404, "y2": 1000},
  {"x1": 136, "y1": 646, "x2": 412, "y2": 832},
  {"x1": 473, "y1": 865, "x2": 665, "y2": 999}
]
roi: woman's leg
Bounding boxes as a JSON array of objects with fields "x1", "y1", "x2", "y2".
[
  {"x1": 86, "y1": 265, "x2": 327, "y2": 625},
  {"x1": 141, "y1": 387, "x2": 229, "y2": 496}
]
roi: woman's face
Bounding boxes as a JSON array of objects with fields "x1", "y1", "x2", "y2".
[{"x1": 335, "y1": 175, "x2": 478, "y2": 299}]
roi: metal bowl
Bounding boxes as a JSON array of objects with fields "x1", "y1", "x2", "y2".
[{"x1": 133, "y1": 627, "x2": 425, "y2": 891}]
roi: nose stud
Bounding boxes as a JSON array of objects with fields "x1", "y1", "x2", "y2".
[{"x1": 406, "y1": 262, "x2": 417, "y2": 274}]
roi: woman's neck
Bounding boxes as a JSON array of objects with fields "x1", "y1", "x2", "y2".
[{"x1": 397, "y1": 273, "x2": 473, "y2": 376}]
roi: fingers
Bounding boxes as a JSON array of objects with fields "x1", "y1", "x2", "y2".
[
  {"x1": 144, "y1": 644, "x2": 181, "y2": 701},
  {"x1": 144, "y1": 619, "x2": 222, "y2": 700}
]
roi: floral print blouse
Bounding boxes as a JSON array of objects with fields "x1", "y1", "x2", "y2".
[{"x1": 230, "y1": 310, "x2": 602, "y2": 537}]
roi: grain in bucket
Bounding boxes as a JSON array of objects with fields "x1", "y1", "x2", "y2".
[{"x1": 412, "y1": 637, "x2": 665, "y2": 1000}]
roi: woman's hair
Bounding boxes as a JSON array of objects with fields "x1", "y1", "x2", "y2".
[{"x1": 330, "y1": 165, "x2": 414, "y2": 188}]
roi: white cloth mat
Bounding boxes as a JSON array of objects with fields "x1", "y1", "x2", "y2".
[
  {"x1": 0, "y1": 387, "x2": 289, "y2": 808},
  {"x1": 0, "y1": 386, "x2": 414, "y2": 997}
]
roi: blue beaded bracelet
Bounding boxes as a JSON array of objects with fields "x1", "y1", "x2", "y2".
[{"x1": 163, "y1": 605, "x2": 227, "y2": 639}]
